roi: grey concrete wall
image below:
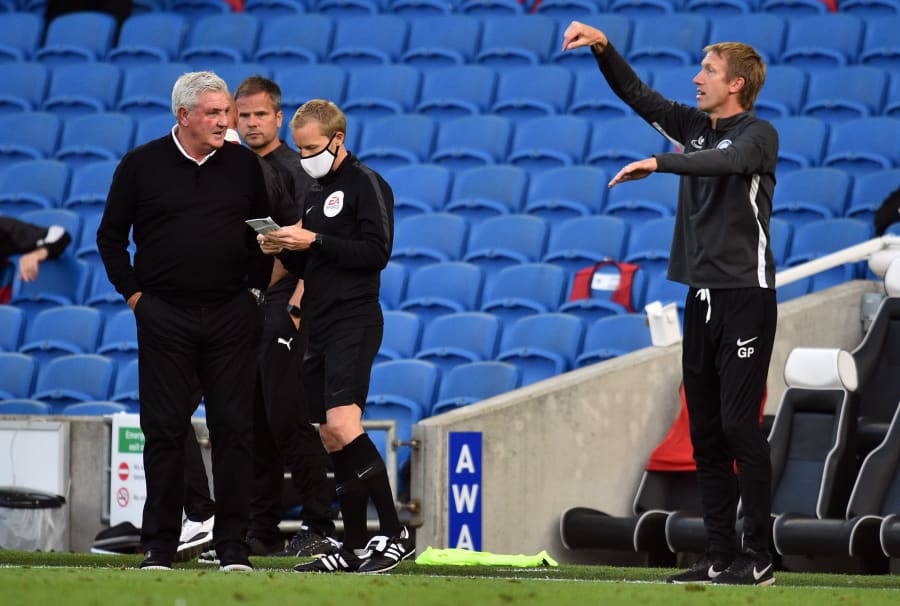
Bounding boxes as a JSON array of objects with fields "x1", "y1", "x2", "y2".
[{"x1": 409, "y1": 280, "x2": 880, "y2": 563}]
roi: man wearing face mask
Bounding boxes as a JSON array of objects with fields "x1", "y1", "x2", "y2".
[{"x1": 258, "y1": 99, "x2": 410, "y2": 575}]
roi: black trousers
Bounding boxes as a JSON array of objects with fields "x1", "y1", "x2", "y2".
[
  {"x1": 248, "y1": 296, "x2": 334, "y2": 541},
  {"x1": 682, "y1": 287, "x2": 777, "y2": 559},
  {"x1": 136, "y1": 290, "x2": 258, "y2": 555}
]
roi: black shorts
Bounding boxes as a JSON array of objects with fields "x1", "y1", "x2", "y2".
[{"x1": 303, "y1": 324, "x2": 383, "y2": 423}]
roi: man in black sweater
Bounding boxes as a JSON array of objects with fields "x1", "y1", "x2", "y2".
[
  {"x1": 259, "y1": 99, "x2": 412, "y2": 574},
  {"x1": 0, "y1": 216, "x2": 72, "y2": 303},
  {"x1": 97, "y1": 71, "x2": 272, "y2": 572},
  {"x1": 563, "y1": 22, "x2": 778, "y2": 586}
]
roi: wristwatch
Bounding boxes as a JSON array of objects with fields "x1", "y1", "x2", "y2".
[
  {"x1": 310, "y1": 233, "x2": 324, "y2": 250},
  {"x1": 249, "y1": 288, "x2": 265, "y2": 305},
  {"x1": 286, "y1": 304, "x2": 302, "y2": 319}
]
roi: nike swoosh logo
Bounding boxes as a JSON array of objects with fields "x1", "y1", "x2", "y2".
[
  {"x1": 753, "y1": 564, "x2": 772, "y2": 581},
  {"x1": 357, "y1": 465, "x2": 375, "y2": 479},
  {"x1": 306, "y1": 206, "x2": 314, "y2": 214},
  {"x1": 707, "y1": 565, "x2": 723, "y2": 579},
  {"x1": 736, "y1": 336, "x2": 759, "y2": 347}
]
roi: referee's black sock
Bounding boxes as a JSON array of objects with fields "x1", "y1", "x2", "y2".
[
  {"x1": 343, "y1": 433, "x2": 403, "y2": 538},
  {"x1": 331, "y1": 449, "x2": 369, "y2": 552}
]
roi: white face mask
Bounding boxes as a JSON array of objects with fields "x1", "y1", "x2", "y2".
[{"x1": 300, "y1": 135, "x2": 338, "y2": 179}]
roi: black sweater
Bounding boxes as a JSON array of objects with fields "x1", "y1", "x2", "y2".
[
  {"x1": 281, "y1": 153, "x2": 394, "y2": 335},
  {"x1": 594, "y1": 43, "x2": 779, "y2": 290},
  {"x1": 97, "y1": 132, "x2": 272, "y2": 306}
]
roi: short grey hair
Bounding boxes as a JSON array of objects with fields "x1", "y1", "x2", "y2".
[{"x1": 171, "y1": 71, "x2": 230, "y2": 116}]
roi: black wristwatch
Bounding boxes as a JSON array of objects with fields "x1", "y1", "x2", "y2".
[
  {"x1": 310, "y1": 233, "x2": 324, "y2": 250},
  {"x1": 286, "y1": 304, "x2": 302, "y2": 319}
]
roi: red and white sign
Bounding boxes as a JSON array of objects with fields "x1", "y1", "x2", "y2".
[
  {"x1": 118, "y1": 462, "x2": 129, "y2": 481},
  {"x1": 116, "y1": 487, "x2": 130, "y2": 508}
]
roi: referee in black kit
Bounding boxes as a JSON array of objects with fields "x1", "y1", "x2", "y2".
[{"x1": 97, "y1": 71, "x2": 272, "y2": 572}]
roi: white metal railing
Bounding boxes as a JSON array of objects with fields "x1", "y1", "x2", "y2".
[{"x1": 775, "y1": 234, "x2": 900, "y2": 287}]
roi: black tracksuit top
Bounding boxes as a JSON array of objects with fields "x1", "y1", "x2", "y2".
[
  {"x1": 594, "y1": 43, "x2": 779, "y2": 290},
  {"x1": 281, "y1": 153, "x2": 394, "y2": 335},
  {"x1": 97, "y1": 132, "x2": 273, "y2": 306}
]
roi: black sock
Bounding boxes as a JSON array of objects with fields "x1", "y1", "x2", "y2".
[
  {"x1": 343, "y1": 433, "x2": 402, "y2": 537},
  {"x1": 331, "y1": 449, "x2": 368, "y2": 551}
]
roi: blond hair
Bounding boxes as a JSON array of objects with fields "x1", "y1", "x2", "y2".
[
  {"x1": 289, "y1": 99, "x2": 346, "y2": 138},
  {"x1": 703, "y1": 42, "x2": 766, "y2": 111}
]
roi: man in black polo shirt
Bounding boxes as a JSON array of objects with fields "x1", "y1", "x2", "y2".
[{"x1": 97, "y1": 71, "x2": 272, "y2": 572}]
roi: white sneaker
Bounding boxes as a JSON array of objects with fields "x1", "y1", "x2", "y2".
[{"x1": 174, "y1": 515, "x2": 214, "y2": 562}]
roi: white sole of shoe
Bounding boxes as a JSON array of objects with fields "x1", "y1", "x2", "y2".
[{"x1": 220, "y1": 564, "x2": 253, "y2": 572}]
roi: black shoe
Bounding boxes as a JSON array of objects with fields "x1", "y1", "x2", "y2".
[
  {"x1": 712, "y1": 551, "x2": 775, "y2": 586},
  {"x1": 139, "y1": 549, "x2": 173, "y2": 571},
  {"x1": 356, "y1": 527, "x2": 415, "y2": 574},
  {"x1": 217, "y1": 541, "x2": 253, "y2": 572},
  {"x1": 666, "y1": 555, "x2": 732, "y2": 584},
  {"x1": 275, "y1": 525, "x2": 337, "y2": 558},
  {"x1": 293, "y1": 539, "x2": 366, "y2": 573},
  {"x1": 246, "y1": 535, "x2": 285, "y2": 556}
]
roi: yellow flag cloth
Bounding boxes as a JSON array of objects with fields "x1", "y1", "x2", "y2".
[{"x1": 414, "y1": 546, "x2": 558, "y2": 567}]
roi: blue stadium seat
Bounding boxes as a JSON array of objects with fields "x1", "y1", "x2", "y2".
[
  {"x1": 846, "y1": 169, "x2": 900, "y2": 224},
  {"x1": 0, "y1": 62, "x2": 48, "y2": 115},
  {"x1": 627, "y1": 14, "x2": 708, "y2": 70},
  {"x1": 389, "y1": 0, "x2": 460, "y2": 15},
  {"x1": 445, "y1": 164, "x2": 528, "y2": 222},
  {"x1": 525, "y1": 165, "x2": 609, "y2": 222},
  {"x1": 0, "y1": 352, "x2": 37, "y2": 400},
  {"x1": 180, "y1": 13, "x2": 261, "y2": 67},
  {"x1": 463, "y1": 214, "x2": 549, "y2": 279},
  {"x1": 802, "y1": 66, "x2": 888, "y2": 123},
  {"x1": 54, "y1": 113, "x2": 135, "y2": 171},
  {"x1": 772, "y1": 168, "x2": 852, "y2": 226},
  {"x1": 343, "y1": 64, "x2": 421, "y2": 121},
  {"x1": 356, "y1": 114, "x2": 435, "y2": 174},
  {"x1": 0, "y1": 159, "x2": 69, "y2": 216},
  {"x1": 35, "y1": 11, "x2": 118, "y2": 66},
  {"x1": 31, "y1": 353, "x2": 116, "y2": 412},
  {"x1": 244, "y1": 0, "x2": 307, "y2": 17},
  {"x1": 391, "y1": 213, "x2": 469, "y2": 274},
  {"x1": 770, "y1": 116, "x2": 827, "y2": 174},
  {"x1": 212, "y1": 63, "x2": 272, "y2": 94},
  {"x1": 543, "y1": 216, "x2": 630, "y2": 275},
  {"x1": 550, "y1": 13, "x2": 631, "y2": 70},
  {"x1": 823, "y1": 117, "x2": 900, "y2": 175},
  {"x1": 401, "y1": 14, "x2": 481, "y2": 70},
  {"x1": 415, "y1": 311, "x2": 502, "y2": 375},
  {"x1": 769, "y1": 217, "x2": 793, "y2": 266},
  {"x1": 107, "y1": 12, "x2": 188, "y2": 67},
  {"x1": 610, "y1": 0, "x2": 679, "y2": 16},
  {"x1": 365, "y1": 358, "x2": 439, "y2": 444},
  {"x1": 377, "y1": 310, "x2": 422, "y2": 364},
  {"x1": 491, "y1": 66, "x2": 573, "y2": 123},
  {"x1": 707, "y1": 13, "x2": 786, "y2": 65},
  {"x1": 475, "y1": 14, "x2": 556, "y2": 70},
  {"x1": 19, "y1": 305, "x2": 103, "y2": 368},
  {"x1": 496, "y1": 313, "x2": 585, "y2": 386},
  {"x1": 96, "y1": 308, "x2": 138, "y2": 371},
  {"x1": 761, "y1": 0, "x2": 828, "y2": 16},
  {"x1": 885, "y1": 73, "x2": 900, "y2": 119},
  {"x1": 0, "y1": 12, "x2": 42, "y2": 61},
  {"x1": 276, "y1": 64, "x2": 347, "y2": 112},
  {"x1": 117, "y1": 62, "x2": 193, "y2": 119},
  {"x1": 685, "y1": 0, "x2": 754, "y2": 16},
  {"x1": 328, "y1": 15, "x2": 408, "y2": 67},
  {"x1": 575, "y1": 313, "x2": 652, "y2": 367},
  {"x1": 380, "y1": 261, "x2": 408, "y2": 310},
  {"x1": 480, "y1": 262, "x2": 568, "y2": 330},
  {"x1": 431, "y1": 360, "x2": 519, "y2": 416},
  {"x1": 652, "y1": 65, "x2": 703, "y2": 107},
  {"x1": 616, "y1": 214, "x2": 663, "y2": 276},
  {"x1": 254, "y1": 14, "x2": 333, "y2": 68},
  {"x1": 643, "y1": 271, "x2": 688, "y2": 320},
  {"x1": 110, "y1": 357, "x2": 140, "y2": 412},
  {"x1": 460, "y1": 0, "x2": 524, "y2": 17},
  {"x1": 858, "y1": 15, "x2": 900, "y2": 70},
  {"x1": 10, "y1": 256, "x2": 91, "y2": 318},
  {"x1": 0, "y1": 399, "x2": 51, "y2": 416},
  {"x1": 84, "y1": 265, "x2": 129, "y2": 320},
  {"x1": 605, "y1": 173, "x2": 679, "y2": 227},
  {"x1": 558, "y1": 264, "x2": 648, "y2": 324},
  {"x1": 841, "y1": 0, "x2": 900, "y2": 16},
  {"x1": 42, "y1": 63, "x2": 122, "y2": 119},
  {"x1": 134, "y1": 113, "x2": 176, "y2": 146},
  {"x1": 780, "y1": 14, "x2": 864, "y2": 69},
  {"x1": 430, "y1": 114, "x2": 513, "y2": 172},
  {"x1": 755, "y1": 65, "x2": 808, "y2": 120},
  {"x1": 0, "y1": 305, "x2": 25, "y2": 353},
  {"x1": 170, "y1": 0, "x2": 232, "y2": 19},
  {"x1": 534, "y1": 0, "x2": 603, "y2": 15},
  {"x1": 568, "y1": 65, "x2": 646, "y2": 122},
  {"x1": 64, "y1": 161, "x2": 117, "y2": 211},
  {"x1": 316, "y1": 0, "x2": 385, "y2": 16},
  {"x1": 399, "y1": 261, "x2": 485, "y2": 324},
  {"x1": 0, "y1": 111, "x2": 61, "y2": 172},
  {"x1": 382, "y1": 164, "x2": 452, "y2": 220},
  {"x1": 786, "y1": 218, "x2": 874, "y2": 290},
  {"x1": 507, "y1": 115, "x2": 590, "y2": 173},
  {"x1": 18, "y1": 209, "x2": 81, "y2": 253},
  {"x1": 586, "y1": 116, "x2": 668, "y2": 177},
  {"x1": 416, "y1": 65, "x2": 497, "y2": 123},
  {"x1": 60, "y1": 400, "x2": 128, "y2": 416}
]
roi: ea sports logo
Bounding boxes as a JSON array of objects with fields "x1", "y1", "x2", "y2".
[{"x1": 323, "y1": 190, "x2": 344, "y2": 217}]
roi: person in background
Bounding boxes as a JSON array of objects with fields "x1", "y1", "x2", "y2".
[
  {"x1": 259, "y1": 99, "x2": 413, "y2": 574},
  {"x1": 562, "y1": 22, "x2": 779, "y2": 586},
  {"x1": 97, "y1": 71, "x2": 272, "y2": 572},
  {"x1": 0, "y1": 216, "x2": 72, "y2": 303}
]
